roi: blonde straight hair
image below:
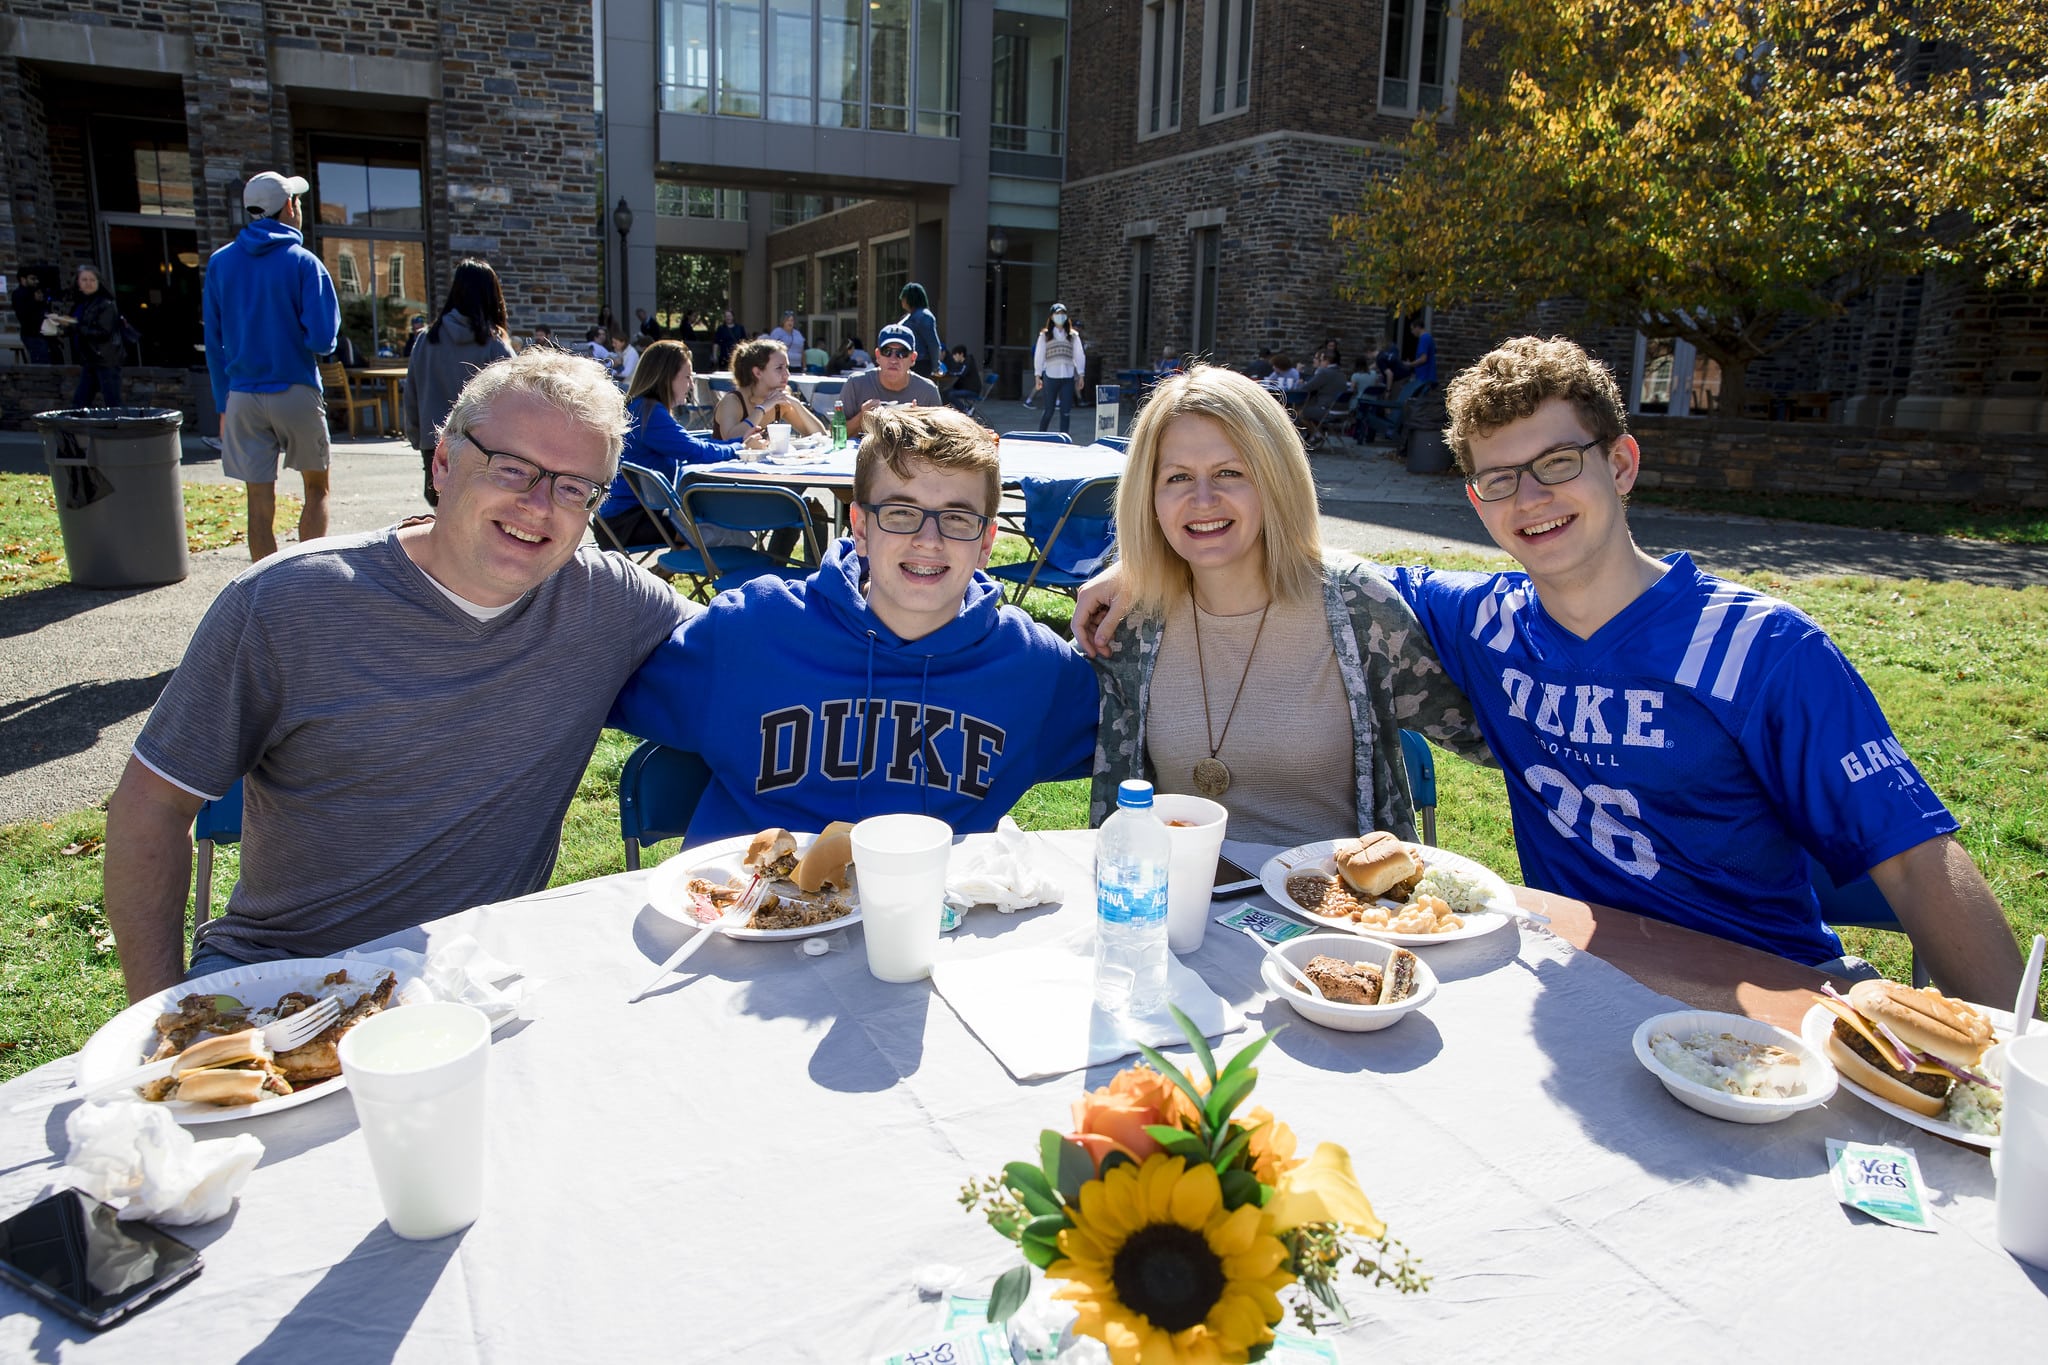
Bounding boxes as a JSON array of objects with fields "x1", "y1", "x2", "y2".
[{"x1": 1115, "y1": 365, "x2": 1324, "y2": 617}]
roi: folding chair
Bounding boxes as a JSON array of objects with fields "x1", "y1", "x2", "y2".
[
  {"x1": 590, "y1": 501, "x2": 668, "y2": 568},
  {"x1": 1308, "y1": 388, "x2": 1357, "y2": 451},
  {"x1": 1354, "y1": 378, "x2": 1422, "y2": 445},
  {"x1": 807, "y1": 378, "x2": 846, "y2": 420},
  {"x1": 988, "y1": 475, "x2": 1118, "y2": 602},
  {"x1": 1398, "y1": 730, "x2": 1437, "y2": 846},
  {"x1": 619, "y1": 741, "x2": 714, "y2": 870},
  {"x1": 617, "y1": 463, "x2": 780, "y2": 601},
  {"x1": 1001, "y1": 431, "x2": 1074, "y2": 446},
  {"x1": 192, "y1": 779, "x2": 246, "y2": 953},
  {"x1": 1096, "y1": 435, "x2": 1130, "y2": 452},
  {"x1": 1809, "y1": 852, "x2": 1928, "y2": 988},
  {"x1": 679, "y1": 482, "x2": 822, "y2": 592}
]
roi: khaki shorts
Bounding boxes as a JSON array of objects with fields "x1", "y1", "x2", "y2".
[{"x1": 222, "y1": 385, "x2": 332, "y2": 481}]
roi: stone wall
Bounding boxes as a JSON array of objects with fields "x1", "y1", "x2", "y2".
[
  {"x1": 0, "y1": 366, "x2": 206, "y2": 431},
  {"x1": 1631, "y1": 415, "x2": 2048, "y2": 508}
]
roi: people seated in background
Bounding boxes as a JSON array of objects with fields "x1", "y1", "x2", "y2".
[
  {"x1": 1242, "y1": 348, "x2": 1274, "y2": 381},
  {"x1": 585, "y1": 326, "x2": 612, "y2": 364},
  {"x1": 712, "y1": 337, "x2": 827, "y2": 443},
  {"x1": 839, "y1": 324, "x2": 942, "y2": 435},
  {"x1": 1264, "y1": 353, "x2": 1300, "y2": 391},
  {"x1": 610, "y1": 333, "x2": 641, "y2": 384},
  {"x1": 828, "y1": 335, "x2": 872, "y2": 375},
  {"x1": 1297, "y1": 344, "x2": 1349, "y2": 425},
  {"x1": 1372, "y1": 341, "x2": 1412, "y2": 392},
  {"x1": 768, "y1": 310, "x2": 805, "y2": 359},
  {"x1": 1082, "y1": 366, "x2": 1487, "y2": 845},
  {"x1": 103, "y1": 349, "x2": 689, "y2": 1001},
  {"x1": 1155, "y1": 349, "x2": 1185, "y2": 375},
  {"x1": 943, "y1": 344, "x2": 984, "y2": 411},
  {"x1": 802, "y1": 342, "x2": 830, "y2": 374},
  {"x1": 592, "y1": 339, "x2": 765, "y2": 550},
  {"x1": 610, "y1": 405, "x2": 1099, "y2": 843},
  {"x1": 529, "y1": 324, "x2": 563, "y2": 351}
]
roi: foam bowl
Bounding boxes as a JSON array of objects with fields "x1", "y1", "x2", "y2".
[
  {"x1": 1631, "y1": 1009, "x2": 1837, "y2": 1124},
  {"x1": 1260, "y1": 934, "x2": 1437, "y2": 1032}
]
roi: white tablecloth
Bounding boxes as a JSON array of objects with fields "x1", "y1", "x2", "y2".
[{"x1": 2, "y1": 832, "x2": 2041, "y2": 1360}]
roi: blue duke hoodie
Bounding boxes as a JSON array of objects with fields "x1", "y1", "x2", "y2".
[
  {"x1": 610, "y1": 537, "x2": 1101, "y2": 843},
  {"x1": 203, "y1": 216, "x2": 343, "y2": 412}
]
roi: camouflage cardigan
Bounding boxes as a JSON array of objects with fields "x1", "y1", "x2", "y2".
[{"x1": 1088, "y1": 558, "x2": 1492, "y2": 838}]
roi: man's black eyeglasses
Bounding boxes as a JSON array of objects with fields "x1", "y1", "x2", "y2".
[
  {"x1": 457, "y1": 434, "x2": 606, "y2": 512},
  {"x1": 860, "y1": 502, "x2": 990, "y2": 541},
  {"x1": 1465, "y1": 438, "x2": 1604, "y2": 503}
]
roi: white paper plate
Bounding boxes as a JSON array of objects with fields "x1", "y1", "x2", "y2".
[
  {"x1": 1257, "y1": 839, "x2": 1514, "y2": 944},
  {"x1": 73, "y1": 958, "x2": 428, "y2": 1126},
  {"x1": 648, "y1": 831, "x2": 863, "y2": 941},
  {"x1": 1632, "y1": 1009, "x2": 1836, "y2": 1124},
  {"x1": 1799, "y1": 1001, "x2": 2012, "y2": 1151}
]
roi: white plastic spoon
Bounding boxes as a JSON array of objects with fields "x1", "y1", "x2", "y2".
[
  {"x1": 1239, "y1": 926, "x2": 1325, "y2": 1000},
  {"x1": 2013, "y1": 933, "x2": 2044, "y2": 1038}
]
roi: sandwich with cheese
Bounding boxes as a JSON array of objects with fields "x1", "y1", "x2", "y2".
[
  {"x1": 1816, "y1": 980, "x2": 1996, "y2": 1118},
  {"x1": 744, "y1": 828, "x2": 801, "y2": 882}
]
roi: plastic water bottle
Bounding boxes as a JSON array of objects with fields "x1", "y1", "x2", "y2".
[
  {"x1": 1095, "y1": 780, "x2": 1170, "y2": 1016},
  {"x1": 830, "y1": 400, "x2": 847, "y2": 449}
]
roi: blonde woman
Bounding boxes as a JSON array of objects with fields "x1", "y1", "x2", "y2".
[
  {"x1": 1087, "y1": 366, "x2": 1487, "y2": 842},
  {"x1": 713, "y1": 337, "x2": 826, "y2": 442}
]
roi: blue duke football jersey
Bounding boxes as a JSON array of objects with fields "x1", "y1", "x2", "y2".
[{"x1": 1387, "y1": 555, "x2": 1957, "y2": 964}]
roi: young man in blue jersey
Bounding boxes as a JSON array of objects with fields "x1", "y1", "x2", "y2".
[
  {"x1": 610, "y1": 405, "x2": 1100, "y2": 842},
  {"x1": 1382, "y1": 335, "x2": 2020, "y2": 1002}
]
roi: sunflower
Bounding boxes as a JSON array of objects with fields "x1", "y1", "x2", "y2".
[{"x1": 1048, "y1": 1154, "x2": 1293, "y2": 1365}]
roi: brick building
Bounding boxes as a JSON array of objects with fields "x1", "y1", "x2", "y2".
[{"x1": 0, "y1": 1, "x2": 601, "y2": 426}]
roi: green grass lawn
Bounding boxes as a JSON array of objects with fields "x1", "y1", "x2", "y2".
[
  {"x1": 0, "y1": 471, "x2": 296, "y2": 598},
  {"x1": 3, "y1": 541, "x2": 2042, "y2": 1082}
]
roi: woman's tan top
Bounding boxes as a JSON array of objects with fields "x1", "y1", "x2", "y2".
[{"x1": 1144, "y1": 592, "x2": 1357, "y2": 845}]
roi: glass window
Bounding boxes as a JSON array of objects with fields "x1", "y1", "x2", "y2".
[
  {"x1": 820, "y1": 0, "x2": 863, "y2": 128},
  {"x1": 1201, "y1": 0, "x2": 1252, "y2": 120},
  {"x1": 774, "y1": 260, "x2": 809, "y2": 317},
  {"x1": 1139, "y1": 0, "x2": 1183, "y2": 139},
  {"x1": 991, "y1": 10, "x2": 1066, "y2": 158},
  {"x1": 768, "y1": 0, "x2": 814, "y2": 124},
  {"x1": 1129, "y1": 237, "x2": 1155, "y2": 366},
  {"x1": 89, "y1": 118, "x2": 195, "y2": 218},
  {"x1": 717, "y1": 0, "x2": 764, "y2": 117},
  {"x1": 1190, "y1": 227, "x2": 1220, "y2": 358},
  {"x1": 872, "y1": 238, "x2": 908, "y2": 336},
  {"x1": 1379, "y1": 0, "x2": 1461, "y2": 117},
  {"x1": 915, "y1": 0, "x2": 959, "y2": 137},
  {"x1": 819, "y1": 250, "x2": 858, "y2": 310},
  {"x1": 661, "y1": 0, "x2": 713, "y2": 113},
  {"x1": 869, "y1": 0, "x2": 910, "y2": 131},
  {"x1": 309, "y1": 137, "x2": 429, "y2": 359}
]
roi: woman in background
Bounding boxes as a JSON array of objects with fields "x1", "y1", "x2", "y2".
[
  {"x1": 56, "y1": 265, "x2": 125, "y2": 407},
  {"x1": 404, "y1": 258, "x2": 515, "y2": 505},
  {"x1": 593, "y1": 339, "x2": 763, "y2": 550},
  {"x1": 1031, "y1": 303, "x2": 1086, "y2": 435},
  {"x1": 897, "y1": 282, "x2": 943, "y2": 379},
  {"x1": 712, "y1": 338, "x2": 825, "y2": 443}
]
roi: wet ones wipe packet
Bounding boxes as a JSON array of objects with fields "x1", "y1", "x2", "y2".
[{"x1": 1827, "y1": 1138, "x2": 1934, "y2": 1232}]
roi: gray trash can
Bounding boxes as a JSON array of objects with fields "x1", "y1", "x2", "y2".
[{"x1": 32, "y1": 407, "x2": 190, "y2": 588}]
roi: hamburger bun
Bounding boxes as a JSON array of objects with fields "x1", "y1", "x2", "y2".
[
  {"x1": 171, "y1": 1067, "x2": 273, "y2": 1107},
  {"x1": 1843, "y1": 980, "x2": 1993, "y2": 1068},
  {"x1": 173, "y1": 1027, "x2": 273, "y2": 1072},
  {"x1": 1823, "y1": 1031, "x2": 1947, "y2": 1118},
  {"x1": 795, "y1": 821, "x2": 855, "y2": 894},
  {"x1": 1335, "y1": 833, "x2": 1421, "y2": 900},
  {"x1": 744, "y1": 827, "x2": 799, "y2": 876}
]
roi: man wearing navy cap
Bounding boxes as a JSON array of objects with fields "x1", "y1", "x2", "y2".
[
  {"x1": 838, "y1": 322, "x2": 942, "y2": 435},
  {"x1": 203, "y1": 171, "x2": 342, "y2": 560}
]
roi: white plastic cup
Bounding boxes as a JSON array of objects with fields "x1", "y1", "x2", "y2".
[
  {"x1": 1151, "y1": 793, "x2": 1228, "y2": 954},
  {"x1": 852, "y1": 814, "x2": 953, "y2": 982},
  {"x1": 767, "y1": 421, "x2": 792, "y2": 454},
  {"x1": 338, "y1": 1001, "x2": 492, "y2": 1241},
  {"x1": 1996, "y1": 1033, "x2": 2048, "y2": 1268}
]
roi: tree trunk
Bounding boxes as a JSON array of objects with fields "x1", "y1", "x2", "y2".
[{"x1": 1716, "y1": 360, "x2": 1750, "y2": 419}]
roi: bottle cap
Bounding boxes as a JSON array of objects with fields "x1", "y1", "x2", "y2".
[{"x1": 1116, "y1": 780, "x2": 1154, "y2": 810}]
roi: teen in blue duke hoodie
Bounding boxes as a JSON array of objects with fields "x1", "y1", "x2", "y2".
[{"x1": 610, "y1": 536, "x2": 1100, "y2": 843}]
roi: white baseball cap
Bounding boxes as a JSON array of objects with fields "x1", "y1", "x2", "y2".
[{"x1": 244, "y1": 171, "x2": 310, "y2": 217}]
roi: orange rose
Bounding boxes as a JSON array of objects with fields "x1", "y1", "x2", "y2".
[
  {"x1": 1242, "y1": 1106, "x2": 1301, "y2": 1186},
  {"x1": 1068, "y1": 1065, "x2": 1195, "y2": 1170}
]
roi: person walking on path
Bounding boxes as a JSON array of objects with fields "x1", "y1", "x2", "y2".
[
  {"x1": 897, "y1": 282, "x2": 943, "y2": 379},
  {"x1": 404, "y1": 258, "x2": 516, "y2": 506},
  {"x1": 203, "y1": 171, "x2": 341, "y2": 561},
  {"x1": 52, "y1": 265, "x2": 127, "y2": 406},
  {"x1": 1031, "y1": 303, "x2": 1086, "y2": 435}
]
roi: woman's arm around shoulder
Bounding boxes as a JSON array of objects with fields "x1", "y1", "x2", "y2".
[{"x1": 1327, "y1": 558, "x2": 1493, "y2": 765}]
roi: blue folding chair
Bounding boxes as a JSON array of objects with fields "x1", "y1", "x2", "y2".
[
  {"x1": 988, "y1": 475, "x2": 1118, "y2": 602},
  {"x1": 807, "y1": 378, "x2": 845, "y2": 419},
  {"x1": 617, "y1": 463, "x2": 782, "y2": 601},
  {"x1": 1001, "y1": 431, "x2": 1073, "y2": 446},
  {"x1": 1808, "y1": 852, "x2": 1928, "y2": 987},
  {"x1": 1398, "y1": 730, "x2": 1437, "y2": 846},
  {"x1": 1096, "y1": 435, "x2": 1130, "y2": 452},
  {"x1": 192, "y1": 779, "x2": 245, "y2": 952},
  {"x1": 619, "y1": 741, "x2": 714, "y2": 870},
  {"x1": 678, "y1": 482, "x2": 821, "y2": 592}
]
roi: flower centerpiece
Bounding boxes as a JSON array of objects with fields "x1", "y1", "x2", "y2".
[{"x1": 961, "y1": 1008, "x2": 1427, "y2": 1362}]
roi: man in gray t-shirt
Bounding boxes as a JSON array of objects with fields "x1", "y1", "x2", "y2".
[
  {"x1": 104, "y1": 350, "x2": 689, "y2": 1002},
  {"x1": 840, "y1": 323, "x2": 942, "y2": 435}
]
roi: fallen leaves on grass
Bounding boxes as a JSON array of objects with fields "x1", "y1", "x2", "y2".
[{"x1": 60, "y1": 837, "x2": 103, "y2": 857}]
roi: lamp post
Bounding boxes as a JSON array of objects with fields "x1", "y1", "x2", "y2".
[
  {"x1": 612, "y1": 197, "x2": 635, "y2": 331},
  {"x1": 986, "y1": 225, "x2": 1008, "y2": 392}
]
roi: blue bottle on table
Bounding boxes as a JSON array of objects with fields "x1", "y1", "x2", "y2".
[{"x1": 1095, "y1": 780, "x2": 1170, "y2": 1016}]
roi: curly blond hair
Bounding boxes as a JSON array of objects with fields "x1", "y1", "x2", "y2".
[{"x1": 1443, "y1": 336, "x2": 1627, "y2": 473}]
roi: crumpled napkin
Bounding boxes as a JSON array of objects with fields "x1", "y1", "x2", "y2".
[
  {"x1": 348, "y1": 934, "x2": 531, "y2": 1027},
  {"x1": 944, "y1": 818, "x2": 1065, "y2": 913},
  {"x1": 63, "y1": 1102, "x2": 261, "y2": 1225}
]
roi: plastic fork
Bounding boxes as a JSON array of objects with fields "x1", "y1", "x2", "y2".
[{"x1": 15, "y1": 994, "x2": 344, "y2": 1113}]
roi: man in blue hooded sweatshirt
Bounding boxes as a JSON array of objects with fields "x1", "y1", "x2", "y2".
[
  {"x1": 611, "y1": 405, "x2": 1100, "y2": 841},
  {"x1": 203, "y1": 171, "x2": 342, "y2": 561}
]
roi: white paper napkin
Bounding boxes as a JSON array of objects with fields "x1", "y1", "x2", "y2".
[
  {"x1": 349, "y1": 934, "x2": 531, "y2": 1028},
  {"x1": 930, "y1": 933, "x2": 1242, "y2": 1081},
  {"x1": 944, "y1": 817, "x2": 1065, "y2": 914},
  {"x1": 63, "y1": 1101, "x2": 262, "y2": 1225}
]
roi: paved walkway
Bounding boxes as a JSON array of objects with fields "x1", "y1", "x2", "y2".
[{"x1": 1, "y1": 403, "x2": 2041, "y2": 827}]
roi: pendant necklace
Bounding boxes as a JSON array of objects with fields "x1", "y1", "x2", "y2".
[{"x1": 1190, "y1": 592, "x2": 1271, "y2": 798}]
